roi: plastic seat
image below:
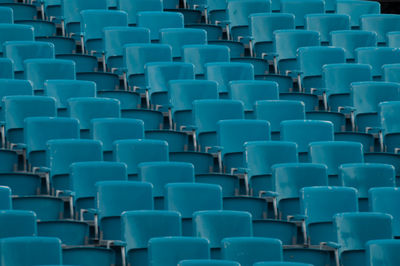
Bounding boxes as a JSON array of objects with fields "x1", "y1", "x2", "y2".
[
  {"x1": 67, "y1": 97, "x2": 120, "y2": 138},
  {"x1": 356, "y1": 47, "x2": 400, "y2": 79},
  {"x1": 351, "y1": 81, "x2": 400, "y2": 131},
  {"x1": 138, "y1": 162, "x2": 194, "y2": 208},
  {"x1": 378, "y1": 101, "x2": 400, "y2": 152},
  {"x1": 229, "y1": 81, "x2": 279, "y2": 118},
  {"x1": 383, "y1": 63, "x2": 400, "y2": 84},
  {"x1": 103, "y1": 26, "x2": 150, "y2": 72},
  {"x1": 113, "y1": 139, "x2": 169, "y2": 180},
  {"x1": 148, "y1": 237, "x2": 210, "y2": 266},
  {"x1": 118, "y1": 0, "x2": 163, "y2": 25},
  {"x1": 193, "y1": 210, "x2": 252, "y2": 258},
  {"x1": 80, "y1": 10, "x2": 128, "y2": 56},
  {"x1": 137, "y1": 11, "x2": 183, "y2": 41},
  {"x1": 254, "y1": 262, "x2": 313, "y2": 266},
  {"x1": 0, "y1": 7, "x2": 13, "y2": 23},
  {"x1": 0, "y1": 3, "x2": 36, "y2": 21},
  {"x1": 179, "y1": 260, "x2": 240, "y2": 266},
  {"x1": 249, "y1": 13, "x2": 295, "y2": 58},
  {"x1": 0, "y1": 210, "x2": 36, "y2": 238},
  {"x1": 340, "y1": 163, "x2": 395, "y2": 211},
  {"x1": 24, "y1": 59, "x2": 76, "y2": 94},
  {"x1": 160, "y1": 28, "x2": 207, "y2": 59},
  {"x1": 366, "y1": 239, "x2": 400, "y2": 266},
  {"x1": 169, "y1": 80, "x2": 218, "y2": 130},
  {"x1": 221, "y1": 237, "x2": 282, "y2": 266},
  {"x1": 297, "y1": 46, "x2": 346, "y2": 92},
  {"x1": 361, "y1": 14, "x2": 400, "y2": 45},
  {"x1": 44, "y1": 80, "x2": 96, "y2": 116},
  {"x1": 300, "y1": 186, "x2": 358, "y2": 245},
  {"x1": 63, "y1": 246, "x2": 116, "y2": 266},
  {"x1": 192, "y1": 99, "x2": 244, "y2": 151},
  {"x1": 123, "y1": 43, "x2": 172, "y2": 90},
  {"x1": 0, "y1": 236, "x2": 62, "y2": 266},
  {"x1": 387, "y1": 31, "x2": 400, "y2": 48},
  {"x1": 24, "y1": 117, "x2": 80, "y2": 169},
  {"x1": 37, "y1": 219, "x2": 89, "y2": 246},
  {"x1": 207, "y1": 0, "x2": 227, "y2": 24},
  {"x1": 122, "y1": 210, "x2": 182, "y2": 266},
  {"x1": 280, "y1": 0, "x2": 325, "y2": 28},
  {"x1": 333, "y1": 212, "x2": 393, "y2": 266},
  {"x1": 0, "y1": 24, "x2": 34, "y2": 54},
  {"x1": 217, "y1": 119, "x2": 270, "y2": 172},
  {"x1": 309, "y1": 141, "x2": 364, "y2": 185},
  {"x1": 205, "y1": 62, "x2": 254, "y2": 96},
  {"x1": 281, "y1": 120, "x2": 334, "y2": 161},
  {"x1": 272, "y1": 30, "x2": 320, "y2": 76},
  {"x1": 165, "y1": 183, "x2": 222, "y2": 235},
  {"x1": 3, "y1": 41, "x2": 55, "y2": 74},
  {"x1": 0, "y1": 186, "x2": 11, "y2": 210},
  {"x1": 0, "y1": 58, "x2": 14, "y2": 79},
  {"x1": 70, "y1": 161, "x2": 127, "y2": 220},
  {"x1": 336, "y1": 0, "x2": 380, "y2": 28},
  {"x1": 3, "y1": 96, "x2": 56, "y2": 146},
  {"x1": 145, "y1": 62, "x2": 195, "y2": 109},
  {"x1": 0, "y1": 79, "x2": 33, "y2": 121},
  {"x1": 305, "y1": 14, "x2": 350, "y2": 44},
  {"x1": 46, "y1": 139, "x2": 103, "y2": 193},
  {"x1": 95, "y1": 181, "x2": 153, "y2": 241},
  {"x1": 244, "y1": 141, "x2": 298, "y2": 196},
  {"x1": 330, "y1": 30, "x2": 377, "y2": 61},
  {"x1": 15, "y1": 19, "x2": 56, "y2": 38},
  {"x1": 182, "y1": 45, "x2": 230, "y2": 76}
]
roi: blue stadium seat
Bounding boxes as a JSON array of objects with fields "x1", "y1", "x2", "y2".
[
  {"x1": 379, "y1": 101, "x2": 400, "y2": 152},
  {"x1": 366, "y1": 239, "x2": 400, "y2": 266},
  {"x1": 122, "y1": 210, "x2": 182, "y2": 266},
  {"x1": 0, "y1": 24, "x2": 34, "y2": 55},
  {"x1": 279, "y1": 0, "x2": 325, "y2": 28},
  {"x1": 340, "y1": 163, "x2": 395, "y2": 211},
  {"x1": 336, "y1": 0, "x2": 380, "y2": 28},
  {"x1": 0, "y1": 7, "x2": 13, "y2": 23},
  {"x1": 0, "y1": 210, "x2": 36, "y2": 238},
  {"x1": 15, "y1": 19, "x2": 56, "y2": 38},
  {"x1": 0, "y1": 3, "x2": 36, "y2": 21},
  {"x1": 67, "y1": 97, "x2": 120, "y2": 138},
  {"x1": 300, "y1": 186, "x2": 358, "y2": 245},
  {"x1": 137, "y1": 11, "x2": 184, "y2": 41},
  {"x1": 305, "y1": 14, "x2": 350, "y2": 45},
  {"x1": 165, "y1": 183, "x2": 222, "y2": 235},
  {"x1": 0, "y1": 58, "x2": 14, "y2": 79},
  {"x1": 254, "y1": 262, "x2": 313, "y2": 266},
  {"x1": 118, "y1": 0, "x2": 163, "y2": 25},
  {"x1": 0, "y1": 79, "x2": 33, "y2": 122},
  {"x1": 113, "y1": 139, "x2": 169, "y2": 180},
  {"x1": 252, "y1": 219, "x2": 298, "y2": 245},
  {"x1": 37, "y1": 219, "x2": 89, "y2": 246},
  {"x1": 63, "y1": 246, "x2": 116, "y2": 266},
  {"x1": 387, "y1": 31, "x2": 400, "y2": 48},
  {"x1": 179, "y1": 260, "x2": 240, "y2": 266},
  {"x1": 0, "y1": 186, "x2": 11, "y2": 210},
  {"x1": 355, "y1": 47, "x2": 400, "y2": 79},
  {"x1": 361, "y1": 14, "x2": 400, "y2": 45},
  {"x1": 221, "y1": 237, "x2": 282, "y2": 266},
  {"x1": 382, "y1": 63, "x2": 400, "y2": 83},
  {"x1": 160, "y1": 28, "x2": 207, "y2": 59}
]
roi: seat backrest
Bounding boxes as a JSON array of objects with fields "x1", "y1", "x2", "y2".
[
  {"x1": 0, "y1": 24, "x2": 34, "y2": 53},
  {"x1": 330, "y1": 30, "x2": 377, "y2": 60},
  {"x1": 0, "y1": 7, "x2": 13, "y2": 23},
  {"x1": 137, "y1": 11, "x2": 183, "y2": 41},
  {"x1": 334, "y1": 212, "x2": 392, "y2": 254},
  {"x1": 355, "y1": 47, "x2": 400, "y2": 77},
  {"x1": 113, "y1": 139, "x2": 169, "y2": 176},
  {"x1": 179, "y1": 260, "x2": 240, "y2": 266},
  {"x1": 221, "y1": 237, "x2": 282, "y2": 265},
  {"x1": 229, "y1": 80, "x2": 279, "y2": 112},
  {"x1": 297, "y1": 46, "x2": 346, "y2": 78},
  {"x1": 145, "y1": 62, "x2": 195, "y2": 94},
  {"x1": 383, "y1": 63, "x2": 400, "y2": 83},
  {"x1": 70, "y1": 161, "x2": 128, "y2": 201},
  {"x1": 121, "y1": 210, "x2": 181, "y2": 251},
  {"x1": 90, "y1": 118, "x2": 144, "y2": 152},
  {"x1": 0, "y1": 58, "x2": 14, "y2": 79},
  {"x1": 160, "y1": 28, "x2": 207, "y2": 58},
  {"x1": 255, "y1": 100, "x2": 305, "y2": 132},
  {"x1": 62, "y1": 0, "x2": 107, "y2": 26},
  {"x1": 322, "y1": 63, "x2": 372, "y2": 94},
  {"x1": 205, "y1": 62, "x2": 254, "y2": 94},
  {"x1": 273, "y1": 30, "x2": 320, "y2": 61},
  {"x1": 280, "y1": 0, "x2": 325, "y2": 27},
  {"x1": 366, "y1": 239, "x2": 400, "y2": 266},
  {"x1": 227, "y1": 0, "x2": 271, "y2": 28},
  {"x1": 46, "y1": 139, "x2": 103, "y2": 176},
  {"x1": 123, "y1": 43, "x2": 172, "y2": 76},
  {"x1": 148, "y1": 237, "x2": 210, "y2": 266},
  {"x1": 0, "y1": 210, "x2": 37, "y2": 238},
  {"x1": 67, "y1": 97, "x2": 121, "y2": 130},
  {"x1": 280, "y1": 120, "x2": 334, "y2": 153},
  {"x1": 24, "y1": 59, "x2": 76, "y2": 92},
  {"x1": 379, "y1": 101, "x2": 400, "y2": 135},
  {"x1": 387, "y1": 31, "x2": 400, "y2": 48},
  {"x1": 309, "y1": 141, "x2": 364, "y2": 175},
  {"x1": 165, "y1": 183, "x2": 222, "y2": 218},
  {"x1": 103, "y1": 26, "x2": 150, "y2": 59},
  {"x1": 244, "y1": 141, "x2": 298, "y2": 177},
  {"x1": 351, "y1": 81, "x2": 400, "y2": 115},
  {"x1": 305, "y1": 14, "x2": 350, "y2": 43},
  {"x1": 339, "y1": 163, "x2": 395, "y2": 198},
  {"x1": 0, "y1": 79, "x2": 33, "y2": 115},
  {"x1": 217, "y1": 119, "x2": 270, "y2": 155},
  {"x1": 4, "y1": 41, "x2": 54, "y2": 72},
  {"x1": 138, "y1": 162, "x2": 195, "y2": 197},
  {"x1": 44, "y1": 80, "x2": 96, "y2": 110},
  {"x1": 336, "y1": 0, "x2": 380, "y2": 28},
  {"x1": 96, "y1": 181, "x2": 153, "y2": 220},
  {"x1": 250, "y1": 13, "x2": 295, "y2": 43},
  {"x1": 253, "y1": 263, "x2": 313, "y2": 266},
  {"x1": 193, "y1": 210, "x2": 253, "y2": 248},
  {"x1": 0, "y1": 186, "x2": 11, "y2": 210},
  {"x1": 183, "y1": 45, "x2": 230, "y2": 75},
  {"x1": 192, "y1": 99, "x2": 245, "y2": 135},
  {"x1": 118, "y1": 0, "x2": 163, "y2": 25},
  {"x1": 0, "y1": 236, "x2": 62, "y2": 266},
  {"x1": 300, "y1": 186, "x2": 358, "y2": 225},
  {"x1": 361, "y1": 14, "x2": 400, "y2": 44}
]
